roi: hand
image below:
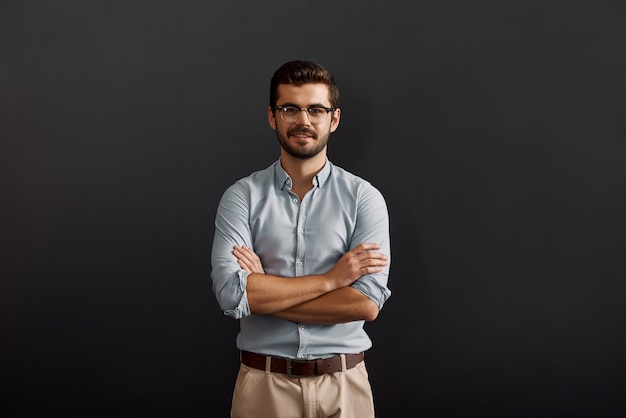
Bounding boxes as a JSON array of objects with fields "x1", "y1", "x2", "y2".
[
  {"x1": 233, "y1": 245, "x2": 265, "y2": 274},
  {"x1": 325, "y1": 243, "x2": 388, "y2": 287}
]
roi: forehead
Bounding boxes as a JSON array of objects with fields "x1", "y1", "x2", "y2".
[{"x1": 276, "y1": 83, "x2": 331, "y2": 106}]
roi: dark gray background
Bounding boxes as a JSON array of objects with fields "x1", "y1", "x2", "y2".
[{"x1": 2, "y1": 1, "x2": 625, "y2": 417}]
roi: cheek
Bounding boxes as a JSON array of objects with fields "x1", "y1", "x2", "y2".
[{"x1": 275, "y1": 122, "x2": 287, "y2": 134}]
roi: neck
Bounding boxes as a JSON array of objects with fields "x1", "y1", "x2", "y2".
[{"x1": 280, "y1": 150, "x2": 327, "y2": 199}]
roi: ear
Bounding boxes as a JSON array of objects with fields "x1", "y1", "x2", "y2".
[
  {"x1": 329, "y1": 107, "x2": 341, "y2": 133},
  {"x1": 267, "y1": 106, "x2": 277, "y2": 130}
]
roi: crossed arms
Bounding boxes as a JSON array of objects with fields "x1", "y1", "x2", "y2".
[
  {"x1": 210, "y1": 175, "x2": 391, "y2": 325},
  {"x1": 233, "y1": 243, "x2": 388, "y2": 325}
]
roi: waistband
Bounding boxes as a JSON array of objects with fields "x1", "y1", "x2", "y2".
[{"x1": 240, "y1": 350, "x2": 364, "y2": 377}]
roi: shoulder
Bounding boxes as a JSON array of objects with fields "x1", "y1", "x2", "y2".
[
  {"x1": 329, "y1": 162, "x2": 386, "y2": 201},
  {"x1": 222, "y1": 161, "x2": 278, "y2": 196}
]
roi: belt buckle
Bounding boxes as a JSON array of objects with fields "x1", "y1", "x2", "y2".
[
  {"x1": 286, "y1": 358, "x2": 297, "y2": 378},
  {"x1": 286, "y1": 358, "x2": 307, "y2": 378}
]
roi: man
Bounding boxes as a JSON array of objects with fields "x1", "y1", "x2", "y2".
[{"x1": 210, "y1": 60, "x2": 391, "y2": 418}]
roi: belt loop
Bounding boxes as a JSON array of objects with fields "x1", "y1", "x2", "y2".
[
  {"x1": 265, "y1": 356, "x2": 271, "y2": 374},
  {"x1": 340, "y1": 354, "x2": 347, "y2": 372}
]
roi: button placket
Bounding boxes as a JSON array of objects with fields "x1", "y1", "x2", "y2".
[
  {"x1": 292, "y1": 185, "x2": 310, "y2": 360},
  {"x1": 295, "y1": 197, "x2": 307, "y2": 276},
  {"x1": 297, "y1": 322, "x2": 309, "y2": 359}
]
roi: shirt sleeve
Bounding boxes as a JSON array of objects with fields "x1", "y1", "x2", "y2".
[
  {"x1": 349, "y1": 183, "x2": 392, "y2": 309},
  {"x1": 210, "y1": 182, "x2": 253, "y2": 319}
]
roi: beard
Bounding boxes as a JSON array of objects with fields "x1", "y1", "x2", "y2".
[{"x1": 276, "y1": 126, "x2": 330, "y2": 160}]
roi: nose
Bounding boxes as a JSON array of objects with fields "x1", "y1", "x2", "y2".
[{"x1": 294, "y1": 109, "x2": 311, "y2": 125}]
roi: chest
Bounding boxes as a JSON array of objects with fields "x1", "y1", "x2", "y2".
[{"x1": 249, "y1": 187, "x2": 357, "y2": 273}]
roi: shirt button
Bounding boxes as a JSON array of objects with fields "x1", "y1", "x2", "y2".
[
  {"x1": 298, "y1": 228, "x2": 304, "y2": 233},
  {"x1": 300, "y1": 325, "x2": 305, "y2": 329},
  {"x1": 296, "y1": 260, "x2": 303, "y2": 267},
  {"x1": 292, "y1": 198, "x2": 298, "y2": 203}
]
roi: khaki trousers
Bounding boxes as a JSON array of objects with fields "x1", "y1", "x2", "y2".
[{"x1": 230, "y1": 360, "x2": 375, "y2": 418}]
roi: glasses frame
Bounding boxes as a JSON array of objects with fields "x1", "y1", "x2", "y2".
[{"x1": 273, "y1": 105, "x2": 334, "y2": 124}]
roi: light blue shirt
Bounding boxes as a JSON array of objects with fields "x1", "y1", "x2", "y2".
[{"x1": 210, "y1": 159, "x2": 391, "y2": 359}]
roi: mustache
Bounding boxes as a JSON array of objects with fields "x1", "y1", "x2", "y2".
[{"x1": 287, "y1": 127, "x2": 317, "y2": 139}]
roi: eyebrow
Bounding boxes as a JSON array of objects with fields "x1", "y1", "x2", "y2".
[{"x1": 278, "y1": 102, "x2": 330, "y2": 108}]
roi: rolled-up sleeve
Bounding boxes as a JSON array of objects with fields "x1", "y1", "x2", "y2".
[
  {"x1": 349, "y1": 183, "x2": 392, "y2": 309},
  {"x1": 210, "y1": 183, "x2": 253, "y2": 319}
]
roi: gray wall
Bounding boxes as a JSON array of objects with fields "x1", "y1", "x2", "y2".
[{"x1": 2, "y1": 1, "x2": 626, "y2": 417}]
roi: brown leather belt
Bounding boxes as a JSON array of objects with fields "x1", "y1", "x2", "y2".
[{"x1": 241, "y1": 350, "x2": 364, "y2": 377}]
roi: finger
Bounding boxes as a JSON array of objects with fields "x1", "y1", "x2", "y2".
[
  {"x1": 241, "y1": 254, "x2": 259, "y2": 266},
  {"x1": 362, "y1": 256, "x2": 388, "y2": 264},
  {"x1": 367, "y1": 255, "x2": 389, "y2": 263},
  {"x1": 241, "y1": 245, "x2": 256, "y2": 254},
  {"x1": 359, "y1": 250, "x2": 387, "y2": 258},
  {"x1": 352, "y1": 243, "x2": 382, "y2": 253},
  {"x1": 239, "y1": 246, "x2": 260, "y2": 259},
  {"x1": 237, "y1": 259, "x2": 252, "y2": 273},
  {"x1": 234, "y1": 248, "x2": 255, "y2": 262},
  {"x1": 357, "y1": 262, "x2": 387, "y2": 272},
  {"x1": 356, "y1": 252, "x2": 388, "y2": 262},
  {"x1": 361, "y1": 266, "x2": 384, "y2": 274},
  {"x1": 232, "y1": 249, "x2": 244, "y2": 260}
]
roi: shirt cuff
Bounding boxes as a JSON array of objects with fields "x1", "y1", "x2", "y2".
[
  {"x1": 351, "y1": 276, "x2": 391, "y2": 310},
  {"x1": 224, "y1": 270, "x2": 251, "y2": 319}
]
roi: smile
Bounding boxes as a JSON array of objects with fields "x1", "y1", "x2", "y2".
[{"x1": 288, "y1": 128, "x2": 317, "y2": 139}]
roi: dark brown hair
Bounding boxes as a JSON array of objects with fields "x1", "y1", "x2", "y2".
[{"x1": 269, "y1": 60, "x2": 340, "y2": 109}]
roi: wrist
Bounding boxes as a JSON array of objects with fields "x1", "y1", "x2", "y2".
[{"x1": 318, "y1": 273, "x2": 338, "y2": 293}]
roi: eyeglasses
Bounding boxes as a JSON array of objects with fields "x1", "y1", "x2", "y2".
[{"x1": 273, "y1": 105, "x2": 333, "y2": 124}]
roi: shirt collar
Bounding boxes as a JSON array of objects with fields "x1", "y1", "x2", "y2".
[
  {"x1": 275, "y1": 158, "x2": 332, "y2": 190},
  {"x1": 314, "y1": 158, "x2": 331, "y2": 188}
]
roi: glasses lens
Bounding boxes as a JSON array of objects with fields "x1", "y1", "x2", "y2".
[
  {"x1": 307, "y1": 107, "x2": 328, "y2": 122},
  {"x1": 279, "y1": 106, "x2": 329, "y2": 123},
  {"x1": 279, "y1": 106, "x2": 298, "y2": 122}
]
